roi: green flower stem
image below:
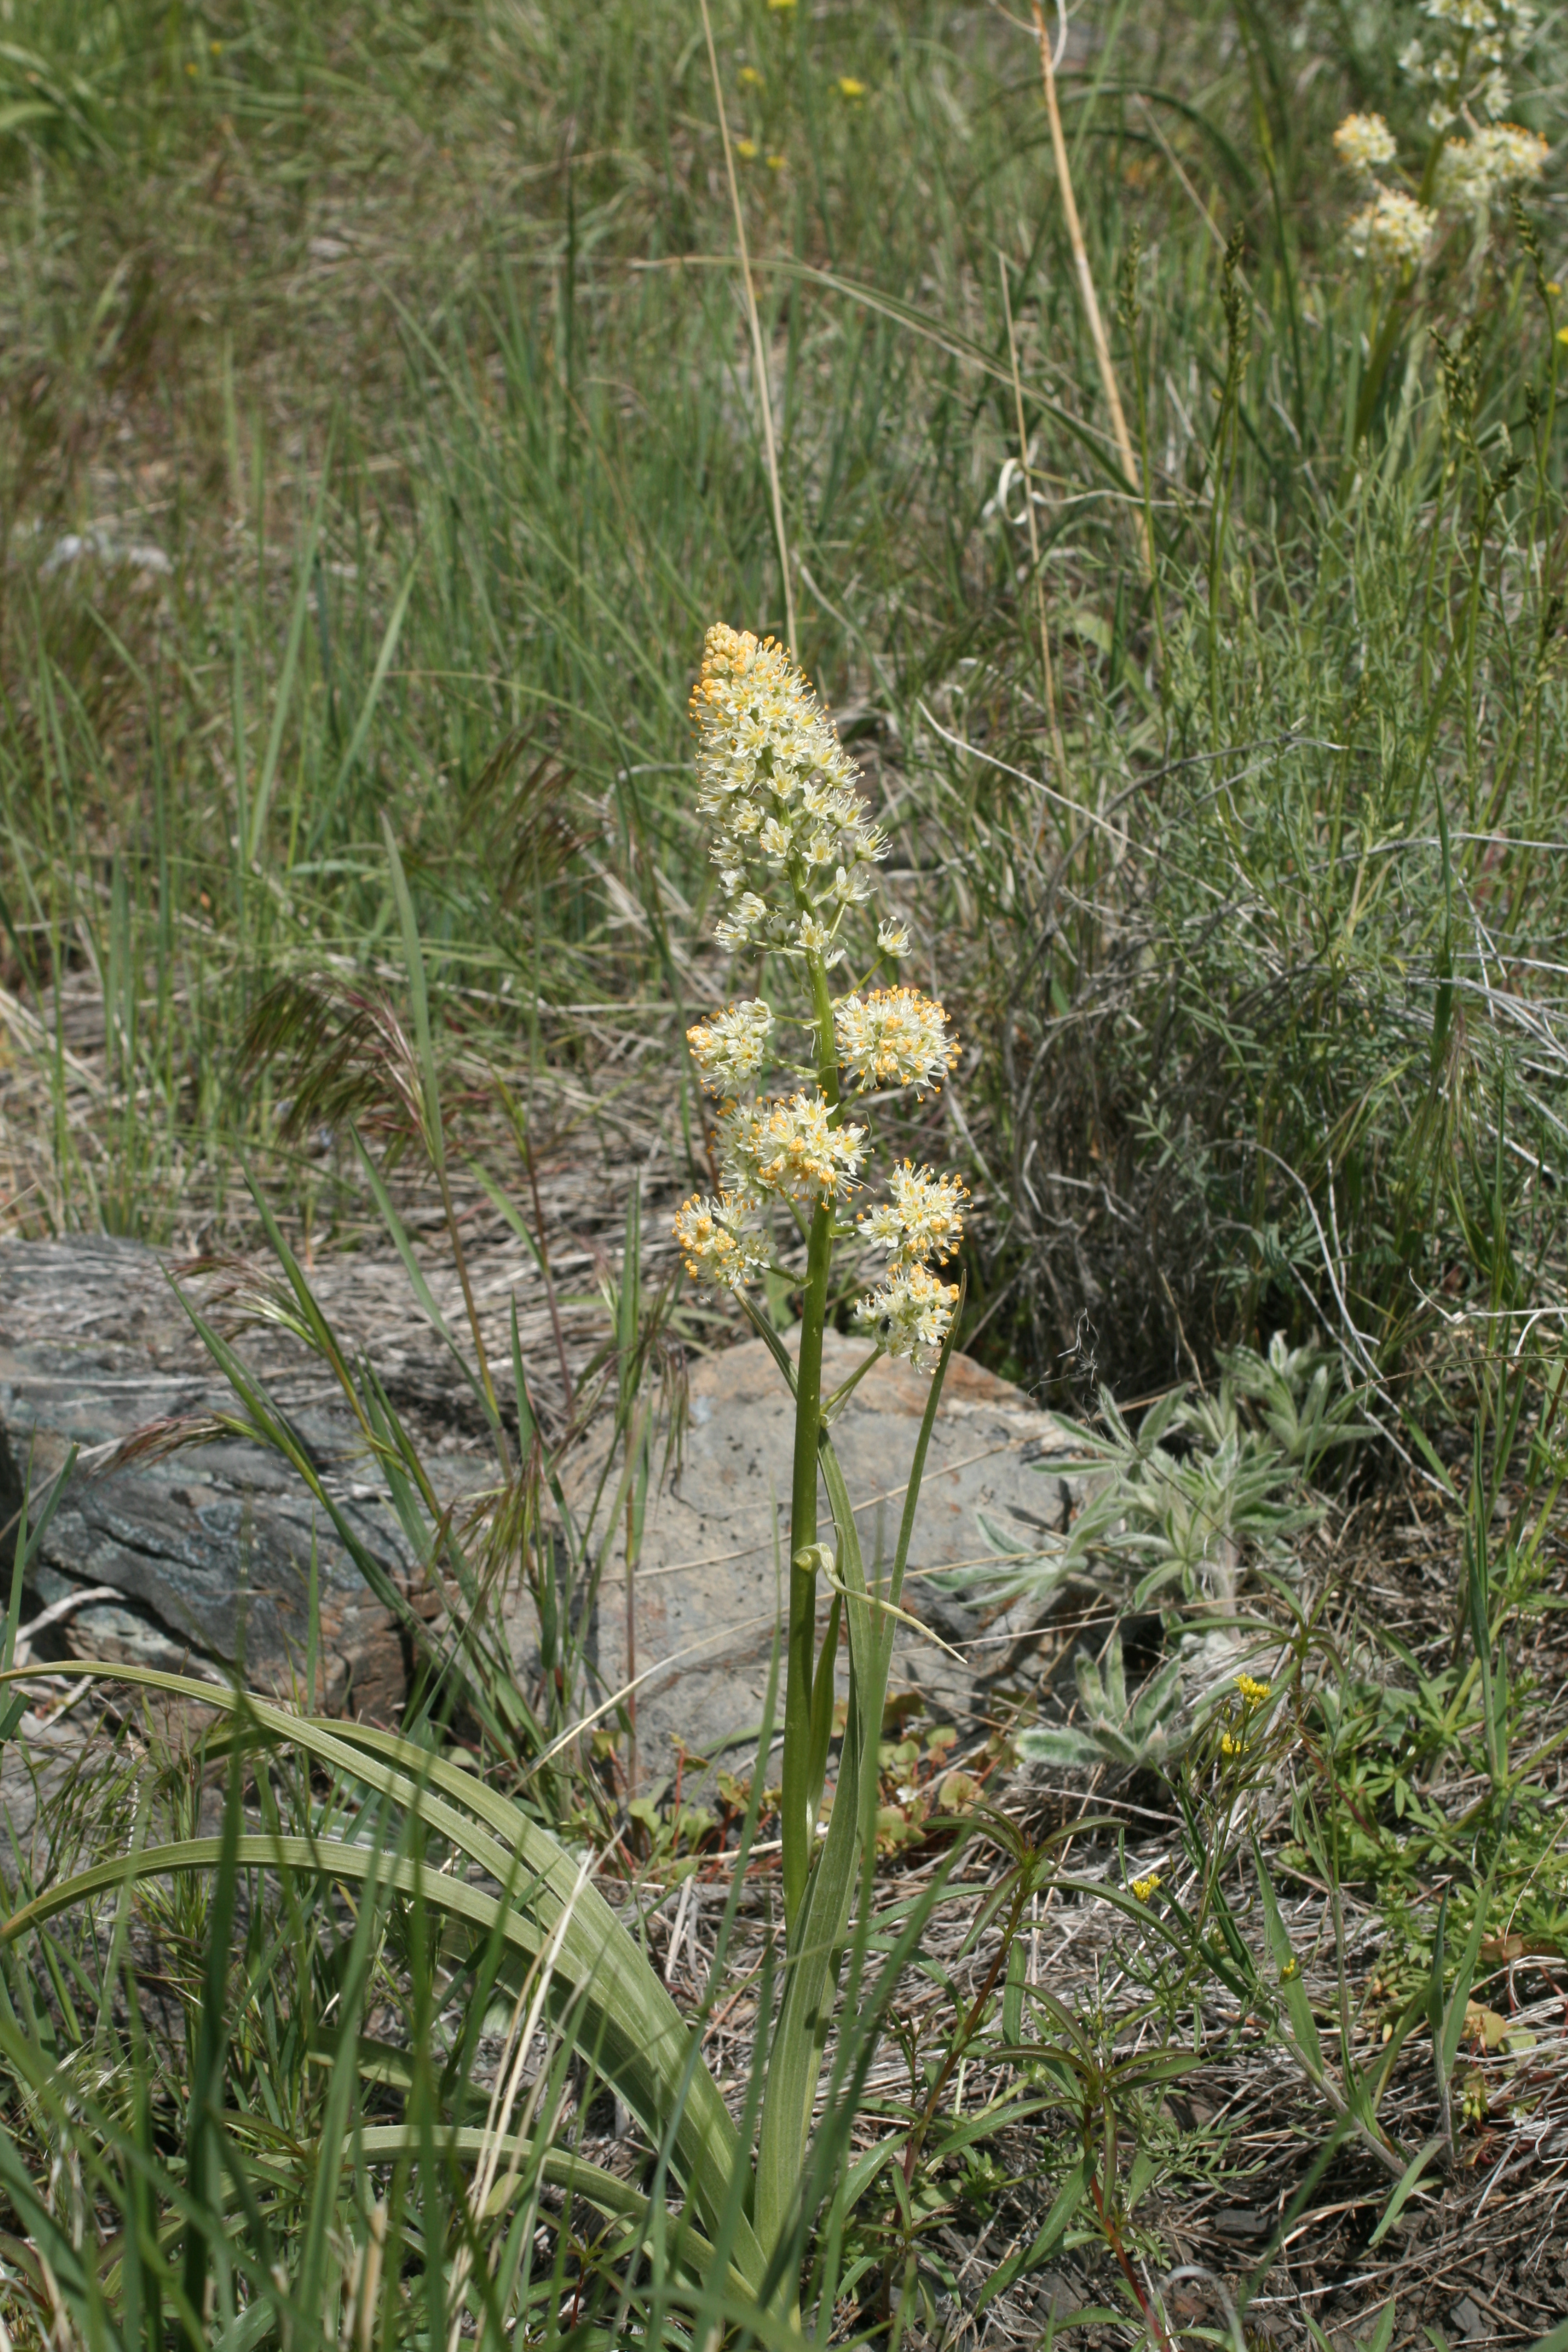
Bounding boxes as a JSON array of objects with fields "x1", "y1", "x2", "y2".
[
  {"x1": 782, "y1": 1197, "x2": 834, "y2": 1931},
  {"x1": 1352, "y1": 292, "x2": 1414, "y2": 451},
  {"x1": 1351, "y1": 101, "x2": 1462, "y2": 456},
  {"x1": 781, "y1": 949, "x2": 845, "y2": 1936}
]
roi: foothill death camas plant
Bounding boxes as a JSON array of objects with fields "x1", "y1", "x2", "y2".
[
  {"x1": 667, "y1": 621, "x2": 973, "y2": 2273},
  {"x1": 673, "y1": 622, "x2": 967, "y2": 1929}
]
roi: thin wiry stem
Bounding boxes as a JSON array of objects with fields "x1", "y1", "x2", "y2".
[
  {"x1": 698, "y1": 0, "x2": 798, "y2": 656},
  {"x1": 1030, "y1": 0, "x2": 1151, "y2": 578},
  {"x1": 998, "y1": 251, "x2": 1070, "y2": 817}
]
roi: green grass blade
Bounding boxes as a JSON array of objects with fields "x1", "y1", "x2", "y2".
[
  {"x1": 309, "y1": 556, "x2": 419, "y2": 856},
  {"x1": 249, "y1": 453, "x2": 332, "y2": 863},
  {"x1": 1366, "y1": 2137, "x2": 1442, "y2": 2251},
  {"x1": 380, "y1": 814, "x2": 443, "y2": 1175},
  {"x1": 4, "y1": 1662, "x2": 763, "y2": 2286}
]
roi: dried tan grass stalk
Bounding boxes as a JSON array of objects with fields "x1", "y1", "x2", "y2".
[
  {"x1": 1031, "y1": 0, "x2": 1151, "y2": 578},
  {"x1": 998, "y1": 253, "x2": 1070, "y2": 808},
  {"x1": 697, "y1": 0, "x2": 799, "y2": 656}
]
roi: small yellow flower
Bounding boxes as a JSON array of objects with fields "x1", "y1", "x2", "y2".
[
  {"x1": 736, "y1": 137, "x2": 759, "y2": 161},
  {"x1": 1235, "y1": 1673, "x2": 1271, "y2": 1709},
  {"x1": 1281, "y1": 1955, "x2": 1299, "y2": 1981},
  {"x1": 767, "y1": 0, "x2": 796, "y2": 11},
  {"x1": 837, "y1": 76, "x2": 867, "y2": 99},
  {"x1": 1220, "y1": 1732, "x2": 1243, "y2": 1759},
  {"x1": 766, "y1": 152, "x2": 786, "y2": 170},
  {"x1": 1131, "y1": 1873, "x2": 1161, "y2": 1903},
  {"x1": 185, "y1": 59, "x2": 198, "y2": 74},
  {"x1": 209, "y1": 39, "x2": 223, "y2": 55},
  {"x1": 1557, "y1": 325, "x2": 1568, "y2": 345},
  {"x1": 739, "y1": 65, "x2": 763, "y2": 86},
  {"x1": 1549, "y1": 281, "x2": 1563, "y2": 295}
]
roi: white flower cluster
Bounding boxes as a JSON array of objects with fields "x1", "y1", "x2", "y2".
[
  {"x1": 687, "y1": 998, "x2": 774, "y2": 1094},
  {"x1": 673, "y1": 1191, "x2": 768, "y2": 1294},
  {"x1": 1433, "y1": 120, "x2": 1549, "y2": 209},
  {"x1": 854, "y1": 1164, "x2": 967, "y2": 1366},
  {"x1": 1347, "y1": 186, "x2": 1439, "y2": 271},
  {"x1": 854, "y1": 1261, "x2": 960, "y2": 1367},
  {"x1": 719, "y1": 1091, "x2": 867, "y2": 1205},
  {"x1": 691, "y1": 624, "x2": 890, "y2": 960},
  {"x1": 673, "y1": 622, "x2": 966, "y2": 1366},
  {"x1": 833, "y1": 987, "x2": 958, "y2": 1097},
  {"x1": 860, "y1": 1161, "x2": 967, "y2": 1268},
  {"x1": 1400, "y1": 0, "x2": 1535, "y2": 131},
  {"x1": 1333, "y1": 0, "x2": 1547, "y2": 269},
  {"x1": 1333, "y1": 112, "x2": 1397, "y2": 177}
]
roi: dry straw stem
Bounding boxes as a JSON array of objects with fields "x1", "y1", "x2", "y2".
[
  {"x1": 697, "y1": 0, "x2": 799, "y2": 658},
  {"x1": 998, "y1": 252, "x2": 1070, "y2": 806},
  {"x1": 1030, "y1": 0, "x2": 1151, "y2": 578}
]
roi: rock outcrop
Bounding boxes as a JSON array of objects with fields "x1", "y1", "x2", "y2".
[
  {"x1": 547, "y1": 1330, "x2": 1094, "y2": 1776},
  {"x1": 0, "y1": 1239, "x2": 434, "y2": 1715}
]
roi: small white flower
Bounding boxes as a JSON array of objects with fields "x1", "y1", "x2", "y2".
[
  {"x1": 797, "y1": 913, "x2": 834, "y2": 956},
  {"x1": 830, "y1": 863, "x2": 872, "y2": 906},
  {"x1": 713, "y1": 889, "x2": 770, "y2": 949},
  {"x1": 859, "y1": 1161, "x2": 969, "y2": 1269},
  {"x1": 687, "y1": 998, "x2": 776, "y2": 1094},
  {"x1": 1481, "y1": 118, "x2": 1547, "y2": 175},
  {"x1": 877, "y1": 918, "x2": 912, "y2": 959},
  {"x1": 720, "y1": 1091, "x2": 867, "y2": 1204},
  {"x1": 1435, "y1": 120, "x2": 1547, "y2": 207},
  {"x1": 673, "y1": 1191, "x2": 767, "y2": 1292},
  {"x1": 1423, "y1": 0, "x2": 1499, "y2": 27}
]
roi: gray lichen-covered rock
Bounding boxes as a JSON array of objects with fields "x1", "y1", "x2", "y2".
[
  {"x1": 1, "y1": 1241, "x2": 1098, "y2": 1763},
  {"x1": 0, "y1": 1238, "x2": 434, "y2": 1716},
  {"x1": 554, "y1": 1331, "x2": 1095, "y2": 1776}
]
